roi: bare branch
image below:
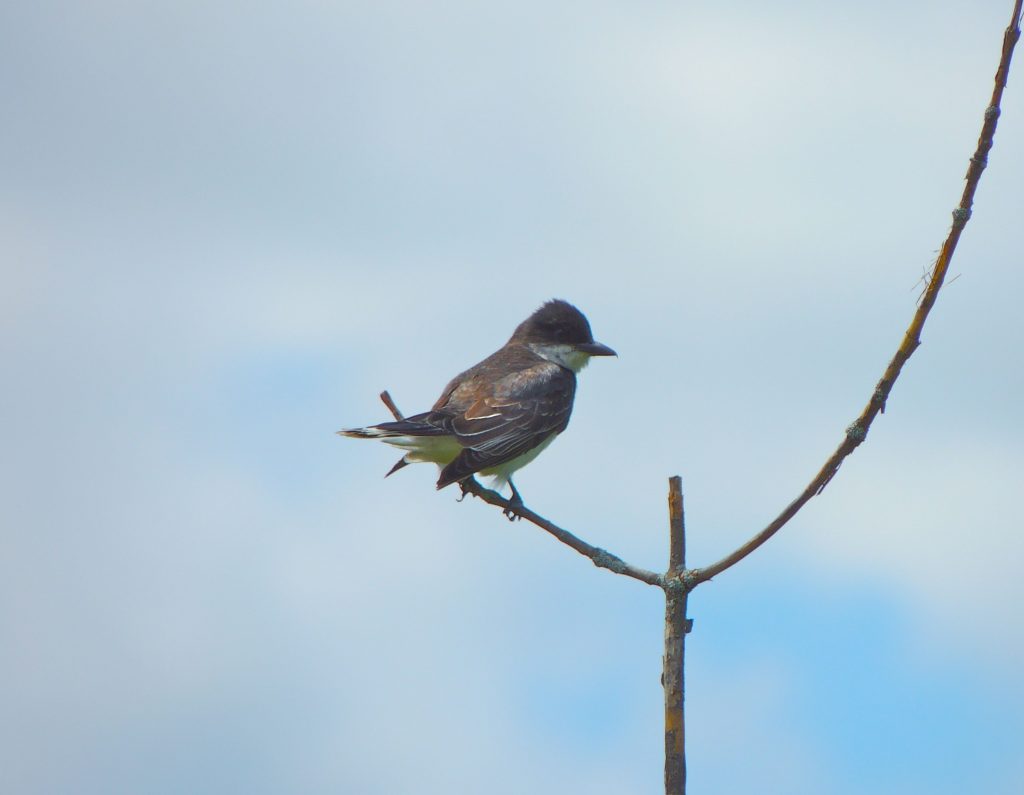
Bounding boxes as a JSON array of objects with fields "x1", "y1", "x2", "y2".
[
  {"x1": 688, "y1": 2, "x2": 1023, "y2": 589},
  {"x1": 664, "y1": 476, "x2": 687, "y2": 795},
  {"x1": 667, "y1": 475, "x2": 685, "y2": 574},
  {"x1": 459, "y1": 478, "x2": 664, "y2": 587}
]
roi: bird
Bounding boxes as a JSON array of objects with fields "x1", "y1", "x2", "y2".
[{"x1": 338, "y1": 299, "x2": 616, "y2": 512}]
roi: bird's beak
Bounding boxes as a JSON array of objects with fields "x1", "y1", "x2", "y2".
[{"x1": 575, "y1": 341, "x2": 617, "y2": 357}]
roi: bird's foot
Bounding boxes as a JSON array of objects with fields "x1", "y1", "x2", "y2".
[
  {"x1": 502, "y1": 500, "x2": 523, "y2": 521},
  {"x1": 456, "y1": 477, "x2": 480, "y2": 503},
  {"x1": 503, "y1": 483, "x2": 524, "y2": 521}
]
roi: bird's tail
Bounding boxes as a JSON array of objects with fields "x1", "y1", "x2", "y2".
[
  {"x1": 337, "y1": 415, "x2": 449, "y2": 440},
  {"x1": 337, "y1": 424, "x2": 418, "y2": 479},
  {"x1": 337, "y1": 414, "x2": 457, "y2": 478},
  {"x1": 337, "y1": 425, "x2": 394, "y2": 439}
]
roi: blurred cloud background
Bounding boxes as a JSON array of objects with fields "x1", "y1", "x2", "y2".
[{"x1": 3, "y1": 1, "x2": 1022, "y2": 793}]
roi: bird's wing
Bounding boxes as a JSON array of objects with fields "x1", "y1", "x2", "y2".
[{"x1": 435, "y1": 362, "x2": 576, "y2": 488}]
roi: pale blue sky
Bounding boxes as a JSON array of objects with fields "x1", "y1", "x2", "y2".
[{"x1": 2, "y1": 2, "x2": 1023, "y2": 793}]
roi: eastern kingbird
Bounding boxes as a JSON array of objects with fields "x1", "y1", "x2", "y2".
[{"x1": 339, "y1": 299, "x2": 616, "y2": 507}]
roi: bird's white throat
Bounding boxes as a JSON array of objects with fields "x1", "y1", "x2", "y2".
[{"x1": 527, "y1": 343, "x2": 591, "y2": 373}]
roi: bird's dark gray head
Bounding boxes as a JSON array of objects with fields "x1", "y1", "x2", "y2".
[
  {"x1": 511, "y1": 299, "x2": 595, "y2": 345},
  {"x1": 510, "y1": 299, "x2": 616, "y2": 369}
]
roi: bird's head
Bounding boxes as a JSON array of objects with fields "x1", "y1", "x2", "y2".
[{"x1": 511, "y1": 299, "x2": 616, "y2": 372}]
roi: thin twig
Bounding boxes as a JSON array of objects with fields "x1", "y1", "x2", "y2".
[
  {"x1": 380, "y1": 390, "x2": 405, "y2": 421},
  {"x1": 459, "y1": 478, "x2": 664, "y2": 587},
  {"x1": 688, "y1": 2, "x2": 1022, "y2": 588}
]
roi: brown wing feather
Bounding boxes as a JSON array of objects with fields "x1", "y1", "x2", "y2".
[{"x1": 436, "y1": 361, "x2": 575, "y2": 488}]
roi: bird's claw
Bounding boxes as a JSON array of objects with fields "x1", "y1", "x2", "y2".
[
  {"x1": 503, "y1": 494, "x2": 524, "y2": 521},
  {"x1": 456, "y1": 477, "x2": 521, "y2": 520}
]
